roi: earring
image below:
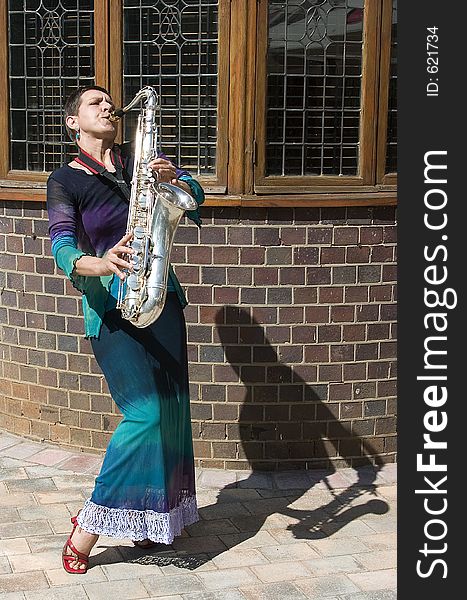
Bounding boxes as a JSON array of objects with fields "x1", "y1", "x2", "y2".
[{"x1": 76, "y1": 130, "x2": 80, "y2": 141}]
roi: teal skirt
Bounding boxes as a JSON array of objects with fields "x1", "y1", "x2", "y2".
[{"x1": 76, "y1": 292, "x2": 199, "y2": 543}]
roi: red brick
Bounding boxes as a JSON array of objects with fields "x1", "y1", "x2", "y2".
[
  {"x1": 383, "y1": 225, "x2": 397, "y2": 243},
  {"x1": 319, "y1": 286, "x2": 344, "y2": 304},
  {"x1": 281, "y1": 227, "x2": 306, "y2": 245},
  {"x1": 187, "y1": 246, "x2": 212, "y2": 264},
  {"x1": 175, "y1": 265, "x2": 199, "y2": 283},
  {"x1": 318, "y1": 364, "x2": 342, "y2": 382},
  {"x1": 321, "y1": 247, "x2": 345, "y2": 264},
  {"x1": 305, "y1": 306, "x2": 330, "y2": 323},
  {"x1": 213, "y1": 364, "x2": 239, "y2": 383},
  {"x1": 213, "y1": 247, "x2": 239, "y2": 264},
  {"x1": 278, "y1": 345, "x2": 303, "y2": 363},
  {"x1": 345, "y1": 286, "x2": 368, "y2": 303},
  {"x1": 331, "y1": 305, "x2": 355, "y2": 322},
  {"x1": 255, "y1": 228, "x2": 280, "y2": 246},
  {"x1": 339, "y1": 438, "x2": 362, "y2": 456},
  {"x1": 226, "y1": 267, "x2": 252, "y2": 285},
  {"x1": 214, "y1": 286, "x2": 239, "y2": 304},
  {"x1": 371, "y1": 246, "x2": 394, "y2": 262},
  {"x1": 306, "y1": 267, "x2": 331, "y2": 285},
  {"x1": 291, "y1": 325, "x2": 317, "y2": 343},
  {"x1": 360, "y1": 227, "x2": 383, "y2": 245},
  {"x1": 347, "y1": 246, "x2": 371, "y2": 263},
  {"x1": 228, "y1": 227, "x2": 252, "y2": 245},
  {"x1": 291, "y1": 364, "x2": 317, "y2": 382},
  {"x1": 252, "y1": 307, "x2": 277, "y2": 324},
  {"x1": 342, "y1": 324, "x2": 366, "y2": 341},
  {"x1": 254, "y1": 267, "x2": 278, "y2": 285},
  {"x1": 307, "y1": 226, "x2": 333, "y2": 245},
  {"x1": 294, "y1": 247, "x2": 319, "y2": 265},
  {"x1": 368, "y1": 361, "x2": 392, "y2": 379},
  {"x1": 334, "y1": 227, "x2": 359, "y2": 245},
  {"x1": 304, "y1": 345, "x2": 329, "y2": 362},
  {"x1": 1, "y1": 209, "x2": 397, "y2": 466},
  {"x1": 382, "y1": 264, "x2": 397, "y2": 282},
  {"x1": 318, "y1": 325, "x2": 341, "y2": 342},
  {"x1": 340, "y1": 402, "x2": 363, "y2": 418},
  {"x1": 279, "y1": 306, "x2": 304, "y2": 323},
  {"x1": 343, "y1": 362, "x2": 367, "y2": 380},
  {"x1": 279, "y1": 267, "x2": 305, "y2": 285},
  {"x1": 201, "y1": 226, "x2": 226, "y2": 244},
  {"x1": 294, "y1": 287, "x2": 318, "y2": 304},
  {"x1": 187, "y1": 286, "x2": 213, "y2": 303},
  {"x1": 314, "y1": 439, "x2": 338, "y2": 458},
  {"x1": 330, "y1": 344, "x2": 355, "y2": 362},
  {"x1": 240, "y1": 247, "x2": 265, "y2": 264}
]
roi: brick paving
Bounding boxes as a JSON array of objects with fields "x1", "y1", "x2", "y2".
[{"x1": 0, "y1": 430, "x2": 397, "y2": 600}]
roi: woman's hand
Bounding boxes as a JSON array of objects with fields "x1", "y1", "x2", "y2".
[
  {"x1": 147, "y1": 157, "x2": 178, "y2": 184},
  {"x1": 101, "y1": 232, "x2": 134, "y2": 280},
  {"x1": 75, "y1": 233, "x2": 134, "y2": 279}
]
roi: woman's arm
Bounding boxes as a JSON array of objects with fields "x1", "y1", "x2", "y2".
[
  {"x1": 74, "y1": 233, "x2": 133, "y2": 280},
  {"x1": 47, "y1": 177, "x2": 133, "y2": 288},
  {"x1": 173, "y1": 179, "x2": 193, "y2": 196}
]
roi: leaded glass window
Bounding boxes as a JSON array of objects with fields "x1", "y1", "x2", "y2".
[
  {"x1": 266, "y1": 0, "x2": 364, "y2": 177},
  {"x1": 385, "y1": 0, "x2": 397, "y2": 174},
  {"x1": 8, "y1": 0, "x2": 95, "y2": 172},
  {"x1": 122, "y1": 0, "x2": 219, "y2": 176}
]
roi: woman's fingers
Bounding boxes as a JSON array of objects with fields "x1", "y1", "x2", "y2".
[
  {"x1": 114, "y1": 245, "x2": 133, "y2": 255},
  {"x1": 110, "y1": 265, "x2": 126, "y2": 280},
  {"x1": 117, "y1": 232, "x2": 133, "y2": 247},
  {"x1": 148, "y1": 159, "x2": 177, "y2": 181},
  {"x1": 148, "y1": 158, "x2": 172, "y2": 168},
  {"x1": 109, "y1": 256, "x2": 132, "y2": 269}
]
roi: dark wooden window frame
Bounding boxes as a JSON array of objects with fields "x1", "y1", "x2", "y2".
[{"x1": 0, "y1": 0, "x2": 396, "y2": 207}]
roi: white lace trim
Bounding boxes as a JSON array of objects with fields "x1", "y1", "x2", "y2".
[{"x1": 76, "y1": 495, "x2": 199, "y2": 544}]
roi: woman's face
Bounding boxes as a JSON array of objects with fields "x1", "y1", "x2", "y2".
[{"x1": 68, "y1": 89, "x2": 117, "y2": 141}]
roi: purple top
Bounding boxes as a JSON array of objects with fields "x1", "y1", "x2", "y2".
[
  {"x1": 47, "y1": 147, "x2": 190, "y2": 256},
  {"x1": 45, "y1": 145, "x2": 204, "y2": 338}
]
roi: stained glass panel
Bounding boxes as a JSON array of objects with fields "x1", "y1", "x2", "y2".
[
  {"x1": 8, "y1": 0, "x2": 94, "y2": 172},
  {"x1": 385, "y1": 0, "x2": 397, "y2": 174},
  {"x1": 266, "y1": 0, "x2": 365, "y2": 177},
  {"x1": 122, "y1": 0, "x2": 219, "y2": 176}
]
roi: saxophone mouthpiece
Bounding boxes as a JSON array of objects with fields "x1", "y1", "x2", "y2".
[{"x1": 109, "y1": 108, "x2": 125, "y2": 122}]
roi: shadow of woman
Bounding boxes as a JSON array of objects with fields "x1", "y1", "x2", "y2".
[{"x1": 212, "y1": 305, "x2": 389, "y2": 542}]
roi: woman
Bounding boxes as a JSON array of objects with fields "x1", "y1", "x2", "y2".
[{"x1": 47, "y1": 85, "x2": 204, "y2": 573}]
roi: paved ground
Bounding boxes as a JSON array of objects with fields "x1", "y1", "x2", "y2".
[{"x1": 0, "y1": 429, "x2": 397, "y2": 600}]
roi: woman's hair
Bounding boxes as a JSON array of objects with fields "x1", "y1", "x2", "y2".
[{"x1": 64, "y1": 85, "x2": 112, "y2": 142}]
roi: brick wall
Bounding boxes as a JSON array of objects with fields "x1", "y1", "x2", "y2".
[{"x1": 0, "y1": 200, "x2": 397, "y2": 471}]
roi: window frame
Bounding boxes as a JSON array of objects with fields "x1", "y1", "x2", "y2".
[
  {"x1": 109, "y1": 0, "x2": 230, "y2": 195},
  {"x1": 0, "y1": 0, "x2": 110, "y2": 184},
  {"x1": 376, "y1": 0, "x2": 397, "y2": 187},
  {"x1": 254, "y1": 0, "x2": 394, "y2": 194},
  {"x1": 0, "y1": 0, "x2": 396, "y2": 206}
]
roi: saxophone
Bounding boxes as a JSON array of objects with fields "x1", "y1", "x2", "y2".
[{"x1": 109, "y1": 86, "x2": 197, "y2": 327}]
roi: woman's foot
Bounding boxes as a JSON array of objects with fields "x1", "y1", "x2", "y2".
[{"x1": 63, "y1": 525, "x2": 99, "y2": 572}]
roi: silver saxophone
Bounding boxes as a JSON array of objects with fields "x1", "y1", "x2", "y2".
[{"x1": 109, "y1": 86, "x2": 197, "y2": 327}]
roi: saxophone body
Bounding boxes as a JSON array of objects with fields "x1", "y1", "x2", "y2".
[{"x1": 110, "y1": 86, "x2": 197, "y2": 328}]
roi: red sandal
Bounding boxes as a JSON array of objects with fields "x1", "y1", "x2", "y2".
[{"x1": 62, "y1": 511, "x2": 90, "y2": 574}]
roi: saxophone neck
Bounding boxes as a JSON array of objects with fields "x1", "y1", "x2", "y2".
[{"x1": 110, "y1": 87, "x2": 159, "y2": 122}]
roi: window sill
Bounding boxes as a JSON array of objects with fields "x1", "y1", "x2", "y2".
[{"x1": 0, "y1": 179, "x2": 397, "y2": 207}]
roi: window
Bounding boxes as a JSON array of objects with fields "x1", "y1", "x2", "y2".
[
  {"x1": 7, "y1": 0, "x2": 95, "y2": 172},
  {"x1": 122, "y1": 0, "x2": 219, "y2": 176},
  {"x1": 0, "y1": 0, "x2": 396, "y2": 204}
]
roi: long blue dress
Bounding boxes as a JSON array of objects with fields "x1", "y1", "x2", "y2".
[{"x1": 46, "y1": 146, "x2": 203, "y2": 543}]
